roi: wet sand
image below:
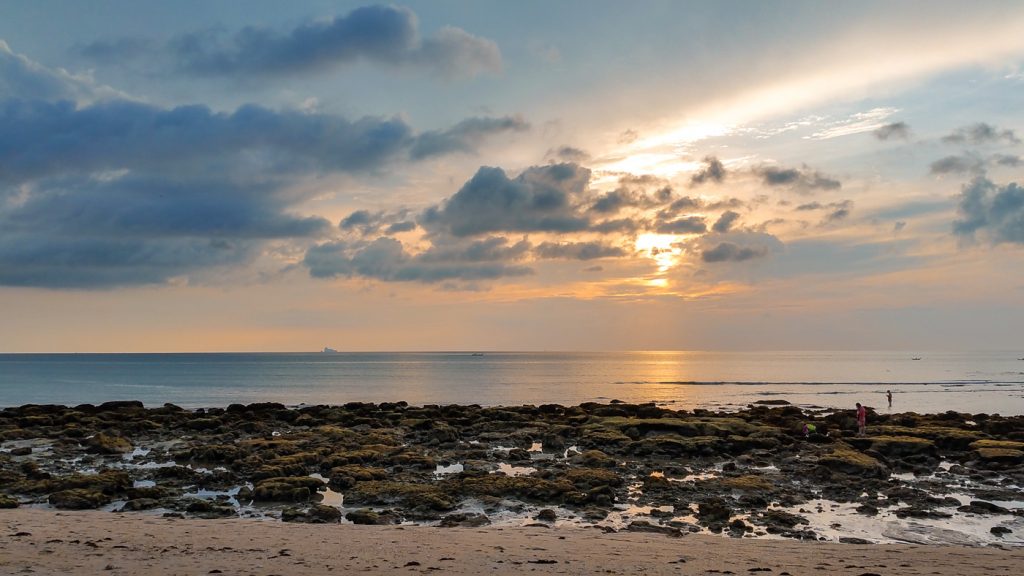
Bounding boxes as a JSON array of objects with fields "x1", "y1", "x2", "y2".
[{"x1": 2, "y1": 508, "x2": 1022, "y2": 575}]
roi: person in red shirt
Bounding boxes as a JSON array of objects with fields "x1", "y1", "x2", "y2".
[{"x1": 856, "y1": 402, "x2": 867, "y2": 436}]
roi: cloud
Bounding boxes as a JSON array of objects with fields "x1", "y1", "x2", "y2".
[
  {"x1": 0, "y1": 46, "x2": 522, "y2": 288},
  {"x1": 690, "y1": 156, "x2": 726, "y2": 186},
  {"x1": 420, "y1": 163, "x2": 592, "y2": 237},
  {"x1": 873, "y1": 121, "x2": 910, "y2": 141},
  {"x1": 534, "y1": 241, "x2": 627, "y2": 260},
  {"x1": 656, "y1": 216, "x2": 707, "y2": 234},
  {"x1": 386, "y1": 221, "x2": 417, "y2": 234},
  {"x1": 588, "y1": 185, "x2": 660, "y2": 215},
  {"x1": 1, "y1": 40, "x2": 127, "y2": 103},
  {"x1": 953, "y1": 177, "x2": 1024, "y2": 244},
  {"x1": 711, "y1": 210, "x2": 741, "y2": 233},
  {"x1": 0, "y1": 173, "x2": 330, "y2": 288},
  {"x1": 942, "y1": 122, "x2": 1020, "y2": 145},
  {"x1": 303, "y1": 237, "x2": 533, "y2": 283},
  {"x1": 930, "y1": 154, "x2": 984, "y2": 175},
  {"x1": 410, "y1": 116, "x2": 528, "y2": 159},
  {"x1": 794, "y1": 200, "x2": 853, "y2": 223},
  {"x1": 591, "y1": 218, "x2": 645, "y2": 234},
  {"x1": 0, "y1": 99, "x2": 417, "y2": 186},
  {"x1": 546, "y1": 146, "x2": 590, "y2": 163},
  {"x1": 754, "y1": 165, "x2": 841, "y2": 193},
  {"x1": 701, "y1": 242, "x2": 770, "y2": 263},
  {"x1": 993, "y1": 154, "x2": 1021, "y2": 167},
  {"x1": 0, "y1": 234, "x2": 255, "y2": 288},
  {"x1": 83, "y1": 5, "x2": 501, "y2": 80},
  {"x1": 417, "y1": 236, "x2": 531, "y2": 263},
  {"x1": 0, "y1": 97, "x2": 526, "y2": 188}
]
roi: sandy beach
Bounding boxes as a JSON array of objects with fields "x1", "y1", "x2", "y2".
[{"x1": 3, "y1": 507, "x2": 1023, "y2": 575}]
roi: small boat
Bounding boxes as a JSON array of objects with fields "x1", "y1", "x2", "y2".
[
  {"x1": 471, "y1": 352, "x2": 485, "y2": 357},
  {"x1": 322, "y1": 347, "x2": 338, "y2": 354},
  {"x1": 911, "y1": 357, "x2": 921, "y2": 361}
]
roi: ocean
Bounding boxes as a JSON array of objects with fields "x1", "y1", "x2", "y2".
[{"x1": 2, "y1": 350, "x2": 1024, "y2": 414}]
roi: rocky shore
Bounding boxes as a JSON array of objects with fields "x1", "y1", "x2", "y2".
[{"x1": 1, "y1": 400, "x2": 1022, "y2": 544}]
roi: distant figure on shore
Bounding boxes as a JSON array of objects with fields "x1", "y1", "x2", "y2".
[
  {"x1": 886, "y1": 390, "x2": 892, "y2": 408},
  {"x1": 856, "y1": 402, "x2": 867, "y2": 436},
  {"x1": 802, "y1": 422, "x2": 817, "y2": 437}
]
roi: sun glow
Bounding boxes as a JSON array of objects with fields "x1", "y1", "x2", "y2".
[{"x1": 635, "y1": 233, "x2": 684, "y2": 272}]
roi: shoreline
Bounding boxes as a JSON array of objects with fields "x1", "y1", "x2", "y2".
[
  {"x1": 2, "y1": 400, "x2": 1022, "y2": 550},
  {"x1": 3, "y1": 508, "x2": 1024, "y2": 575}
]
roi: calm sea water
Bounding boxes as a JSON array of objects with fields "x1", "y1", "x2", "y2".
[{"x1": 1, "y1": 351, "x2": 1023, "y2": 414}]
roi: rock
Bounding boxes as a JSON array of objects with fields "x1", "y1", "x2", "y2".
[
  {"x1": 10, "y1": 447, "x2": 31, "y2": 456},
  {"x1": 120, "y1": 498, "x2": 159, "y2": 511},
  {"x1": 85, "y1": 433, "x2": 132, "y2": 455},
  {"x1": 991, "y1": 526, "x2": 1012, "y2": 536},
  {"x1": 49, "y1": 489, "x2": 111, "y2": 510},
  {"x1": 507, "y1": 448, "x2": 532, "y2": 461},
  {"x1": 759, "y1": 510, "x2": 808, "y2": 532},
  {"x1": 839, "y1": 537, "x2": 872, "y2": 544},
  {"x1": 185, "y1": 499, "x2": 236, "y2": 518},
  {"x1": 958, "y1": 501, "x2": 1010, "y2": 515},
  {"x1": 754, "y1": 400, "x2": 791, "y2": 406},
  {"x1": 855, "y1": 503, "x2": 879, "y2": 516},
  {"x1": 894, "y1": 507, "x2": 952, "y2": 519},
  {"x1": 345, "y1": 508, "x2": 401, "y2": 525},
  {"x1": 535, "y1": 509, "x2": 557, "y2": 522},
  {"x1": 283, "y1": 504, "x2": 342, "y2": 523},
  {"x1": 728, "y1": 518, "x2": 752, "y2": 536},
  {"x1": 626, "y1": 520, "x2": 683, "y2": 537},
  {"x1": 696, "y1": 498, "x2": 732, "y2": 526},
  {"x1": 439, "y1": 513, "x2": 491, "y2": 527},
  {"x1": 0, "y1": 495, "x2": 19, "y2": 508}
]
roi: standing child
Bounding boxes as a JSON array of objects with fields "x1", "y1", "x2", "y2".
[{"x1": 856, "y1": 402, "x2": 867, "y2": 436}]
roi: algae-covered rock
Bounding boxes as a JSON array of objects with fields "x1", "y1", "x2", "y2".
[
  {"x1": 849, "y1": 435, "x2": 937, "y2": 459},
  {"x1": 870, "y1": 425, "x2": 984, "y2": 450},
  {"x1": 84, "y1": 432, "x2": 132, "y2": 454},
  {"x1": 283, "y1": 504, "x2": 342, "y2": 523},
  {"x1": 562, "y1": 468, "x2": 623, "y2": 490},
  {"x1": 0, "y1": 495, "x2": 19, "y2": 508},
  {"x1": 626, "y1": 435, "x2": 726, "y2": 457},
  {"x1": 347, "y1": 481, "x2": 455, "y2": 511},
  {"x1": 818, "y1": 445, "x2": 887, "y2": 477},
  {"x1": 345, "y1": 508, "x2": 402, "y2": 525},
  {"x1": 712, "y1": 474, "x2": 775, "y2": 492},
  {"x1": 49, "y1": 489, "x2": 110, "y2": 509},
  {"x1": 460, "y1": 475, "x2": 573, "y2": 503},
  {"x1": 969, "y1": 439, "x2": 1024, "y2": 463},
  {"x1": 569, "y1": 449, "x2": 616, "y2": 468},
  {"x1": 327, "y1": 465, "x2": 387, "y2": 490},
  {"x1": 252, "y1": 476, "x2": 325, "y2": 502}
]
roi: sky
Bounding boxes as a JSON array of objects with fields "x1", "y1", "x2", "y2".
[{"x1": 1, "y1": 1, "x2": 1023, "y2": 352}]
